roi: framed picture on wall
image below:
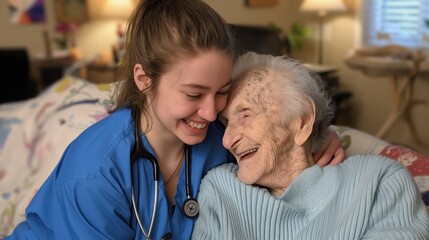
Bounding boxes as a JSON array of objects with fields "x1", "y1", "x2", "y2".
[
  {"x1": 54, "y1": 0, "x2": 89, "y2": 22},
  {"x1": 246, "y1": 0, "x2": 278, "y2": 7},
  {"x1": 8, "y1": 0, "x2": 46, "y2": 24}
]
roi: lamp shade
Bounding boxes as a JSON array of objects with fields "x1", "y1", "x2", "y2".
[
  {"x1": 99, "y1": 0, "x2": 135, "y2": 19},
  {"x1": 300, "y1": 0, "x2": 346, "y2": 16}
]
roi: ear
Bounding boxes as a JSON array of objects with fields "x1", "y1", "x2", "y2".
[
  {"x1": 134, "y1": 64, "x2": 152, "y2": 92},
  {"x1": 294, "y1": 99, "x2": 316, "y2": 146}
]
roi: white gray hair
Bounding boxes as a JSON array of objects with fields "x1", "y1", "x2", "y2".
[{"x1": 232, "y1": 52, "x2": 335, "y2": 153}]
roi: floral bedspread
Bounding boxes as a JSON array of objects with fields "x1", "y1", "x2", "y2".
[{"x1": 0, "y1": 77, "x2": 114, "y2": 237}]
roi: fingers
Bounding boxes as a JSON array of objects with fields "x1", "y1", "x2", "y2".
[
  {"x1": 315, "y1": 146, "x2": 346, "y2": 167},
  {"x1": 329, "y1": 147, "x2": 346, "y2": 166},
  {"x1": 314, "y1": 127, "x2": 346, "y2": 167},
  {"x1": 315, "y1": 151, "x2": 332, "y2": 167}
]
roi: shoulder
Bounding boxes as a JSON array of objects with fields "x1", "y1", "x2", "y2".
[
  {"x1": 199, "y1": 163, "x2": 238, "y2": 189},
  {"x1": 192, "y1": 120, "x2": 230, "y2": 171},
  {"x1": 69, "y1": 107, "x2": 133, "y2": 150},
  {"x1": 203, "y1": 119, "x2": 226, "y2": 146},
  {"x1": 202, "y1": 163, "x2": 238, "y2": 185},
  {"x1": 198, "y1": 163, "x2": 269, "y2": 199},
  {"x1": 340, "y1": 154, "x2": 414, "y2": 183},
  {"x1": 55, "y1": 108, "x2": 135, "y2": 182},
  {"x1": 198, "y1": 163, "x2": 238, "y2": 196},
  {"x1": 343, "y1": 154, "x2": 405, "y2": 172}
]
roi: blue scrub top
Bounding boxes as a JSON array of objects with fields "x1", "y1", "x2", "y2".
[{"x1": 6, "y1": 108, "x2": 232, "y2": 240}]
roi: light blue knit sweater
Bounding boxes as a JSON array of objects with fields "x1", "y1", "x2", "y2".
[{"x1": 192, "y1": 155, "x2": 429, "y2": 239}]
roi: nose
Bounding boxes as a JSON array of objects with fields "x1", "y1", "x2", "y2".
[
  {"x1": 198, "y1": 96, "x2": 223, "y2": 122},
  {"x1": 222, "y1": 123, "x2": 239, "y2": 150}
]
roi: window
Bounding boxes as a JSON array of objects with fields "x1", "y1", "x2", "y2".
[{"x1": 363, "y1": 0, "x2": 429, "y2": 47}]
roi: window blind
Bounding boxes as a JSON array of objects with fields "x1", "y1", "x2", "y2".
[{"x1": 363, "y1": 0, "x2": 429, "y2": 47}]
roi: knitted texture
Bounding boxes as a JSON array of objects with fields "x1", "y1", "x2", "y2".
[{"x1": 193, "y1": 155, "x2": 429, "y2": 240}]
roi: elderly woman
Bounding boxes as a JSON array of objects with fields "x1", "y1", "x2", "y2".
[{"x1": 192, "y1": 52, "x2": 429, "y2": 239}]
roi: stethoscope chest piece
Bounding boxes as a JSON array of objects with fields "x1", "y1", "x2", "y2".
[{"x1": 183, "y1": 197, "x2": 199, "y2": 218}]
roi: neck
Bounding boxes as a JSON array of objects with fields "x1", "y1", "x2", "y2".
[
  {"x1": 142, "y1": 115, "x2": 184, "y2": 165},
  {"x1": 268, "y1": 148, "x2": 314, "y2": 197},
  {"x1": 145, "y1": 124, "x2": 185, "y2": 205}
]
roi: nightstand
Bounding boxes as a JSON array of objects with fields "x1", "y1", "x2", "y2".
[
  {"x1": 86, "y1": 63, "x2": 119, "y2": 84},
  {"x1": 33, "y1": 51, "x2": 74, "y2": 90}
]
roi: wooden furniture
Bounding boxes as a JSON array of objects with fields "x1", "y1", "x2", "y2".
[
  {"x1": 86, "y1": 63, "x2": 119, "y2": 84},
  {"x1": 345, "y1": 46, "x2": 429, "y2": 145},
  {"x1": 33, "y1": 51, "x2": 74, "y2": 91}
]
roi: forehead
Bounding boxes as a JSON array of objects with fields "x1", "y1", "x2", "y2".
[
  {"x1": 224, "y1": 68, "x2": 280, "y2": 115},
  {"x1": 162, "y1": 50, "x2": 232, "y2": 87}
]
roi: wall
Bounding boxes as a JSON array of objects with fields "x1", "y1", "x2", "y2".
[
  {"x1": 0, "y1": 0, "x2": 428, "y2": 155},
  {"x1": 0, "y1": 0, "x2": 120, "y2": 59}
]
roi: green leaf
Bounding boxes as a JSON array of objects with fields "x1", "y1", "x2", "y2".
[{"x1": 288, "y1": 22, "x2": 311, "y2": 50}]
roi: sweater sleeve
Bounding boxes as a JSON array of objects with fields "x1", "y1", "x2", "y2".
[{"x1": 362, "y1": 163, "x2": 429, "y2": 239}]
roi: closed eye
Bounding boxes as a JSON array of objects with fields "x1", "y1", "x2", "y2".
[
  {"x1": 186, "y1": 93, "x2": 201, "y2": 99},
  {"x1": 216, "y1": 90, "x2": 229, "y2": 96},
  {"x1": 241, "y1": 109, "x2": 253, "y2": 119}
]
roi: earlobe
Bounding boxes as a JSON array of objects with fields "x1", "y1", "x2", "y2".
[
  {"x1": 134, "y1": 64, "x2": 152, "y2": 92},
  {"x1": 294, "y1": 100, "x2": 316, "y2": 146}
]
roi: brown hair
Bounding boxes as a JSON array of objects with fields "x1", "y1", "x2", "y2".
[{"x1": 111, "y1": 0, "x2": 234, "y2": 131}]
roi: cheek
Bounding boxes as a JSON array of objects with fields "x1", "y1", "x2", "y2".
[
  {"x1": 153, "y1": 94, "x2": 194, "y2": 119},
  {"x1": 257, "y1": 120, "x2": 287, "y2": 161},
  {"x1": 215, "y1": 96, "x2": 228, "y2": 113}
]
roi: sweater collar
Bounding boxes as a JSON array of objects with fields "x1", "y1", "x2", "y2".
[{"x1": 278, "y1": 165, "x2": 337, "y2": 209}]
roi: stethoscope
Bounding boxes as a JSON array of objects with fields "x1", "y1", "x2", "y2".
[{"x1": 130, "y1": 108, "x2": 199, "y2": 239}]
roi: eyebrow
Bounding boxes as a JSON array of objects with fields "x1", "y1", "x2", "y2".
[
  {"x1": 227, "y1": 104, "x2": 248, "y2": 118},
  {"x1": 182, "y1": 80, "x2": 232, "y2": 90}
]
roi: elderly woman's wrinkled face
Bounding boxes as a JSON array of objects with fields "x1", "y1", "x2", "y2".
[{"x1": 221, "y1": 68, "x2": 295, "y2": 186}]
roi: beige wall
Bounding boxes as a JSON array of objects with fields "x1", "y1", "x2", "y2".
[
  {"x1": 1, "y1": 0, "x2": 428, "y2": 155},
  {"x1": 0, "y1": 0, "x2": 121, "y2": 59}
]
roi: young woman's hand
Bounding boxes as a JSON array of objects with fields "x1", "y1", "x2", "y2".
[{"x1": 313, "y1": 127, "x2": 346, "y2": 166}]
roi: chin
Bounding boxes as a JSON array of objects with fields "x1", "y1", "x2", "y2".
[
  {"x1": 181, "y1": 134, "x2": 207, "y2": 146},
  {"x1": 237, "y1": 170, "x2": 255, "y2": 185}
]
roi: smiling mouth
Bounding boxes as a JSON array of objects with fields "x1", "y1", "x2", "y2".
[
  {"x1": 185, "y1": 119, "x2": 208, "y2": 129},
  {"x1": 238, "y1": 148, "x2": 258, "y2": 160}
]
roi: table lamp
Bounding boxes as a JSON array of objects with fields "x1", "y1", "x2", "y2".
[
  {"x1": 99, "y1": 0, "x2": 135, "y2": 19},
  {"x1": 300, "y1": 0, "x2": 346, "y2": 64},
  {"x1": 98, "y1": 0, "x2": 135, "y2": 63}
]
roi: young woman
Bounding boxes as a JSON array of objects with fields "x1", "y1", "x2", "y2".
[{"x1": 6, "y1": 1, "x2": 344, "y2": 239}]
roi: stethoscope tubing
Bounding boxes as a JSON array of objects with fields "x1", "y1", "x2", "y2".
[
  {"x1": 130, "y1": 107, "x2": 198, "y2": 239},
  {"x1": 132, "y1": 183, "x2": 157, "y2": 239}
]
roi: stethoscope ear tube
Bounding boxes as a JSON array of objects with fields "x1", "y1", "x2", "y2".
[{"x1": 131, "y1": 107, "x2": 158, "y2": 181}]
